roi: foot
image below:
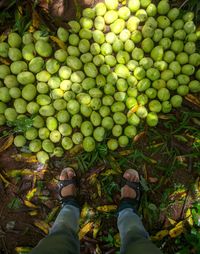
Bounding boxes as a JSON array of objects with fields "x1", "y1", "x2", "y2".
[
  {"x1": 121, "y1": 169, "x2": 140, "y2": 199},
  {"x1": 59, "y1": 167, "x2": 77, "y2": 198}
]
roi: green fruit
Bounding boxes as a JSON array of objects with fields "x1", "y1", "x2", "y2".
[
  {"x1": 152, "y1": 79, "x2": 166, "y2": 90},
  {"x1": 90, "y1": 111, "x2": 101, "y2": 126},
  {"x1": 14, "y1": 98, "x2": 27, "y2": 113},
  {"x1": 184, "y1": 21, "x2": 196, "y2": 34},
  {"x1": 113, "y1": 112, "x2": 126, "y2": 125},
  {"x1": 72, "y1": 132, "x2": 83, "y2": 145},
  {"x1": 151, "y1": 46, "x2": 164, "y2": 61},
  {"x1": 37, "y1": 82, "x2": 49, "y2": 94},
  {"x1": 102, "y1": 116, "x2": 114, "y2": 130},
  {"x1": 137, "y1": 78, "x2": 151, "y2": 92},
  {"x1": 107, "y1": 139, "x2": 118, "y2": 150},
  {"x1": 115, "y1": 64, "x2": 130, "y2": 79},
  {"x1": 112, "y1": 125, "x2": 123, "y2": 137},
  {"x1": 170, "y1": 95, "x2": 183, "y2": 108},
  {"x1": 10, "y1": 61, "x2": 27, "y2": 75},
  {"x1": 182, "y1": 64, "x2": 195, "y2": 76},
  {"x1": 146, "y1": 68, "x2": 160, "y2": 81},
  {"x1": 4, "y1": 108, "x2": 17, "y2": 121},
  {"x1": 0, "y1": 114, "x2": 6, "y2": 125},
  {"x1": 0, "y1": 65, "x2": 10, "y2": 79},
  {"x1": 61, "y1": 136, "x2": 73, "y2": 151},
  {"x1": 171, "y1": 40, "x2": 184, "y2": 53},
  {"x1": 8, "y1": 32, "x2": 21, "y2": 48},
  {"x1": 81, "y1": 121, "x2": 93, "y2": 136},
  {"x1": 22, "y1": 84, "x2": 37, "y2": 101},
  {"x1": 157, "y1": 16, "x2": 170, "y2": 29},
  {"x1": 176, "y1": 52, "x2": 189, "y2": 65},
  {"x1": 51, "y1": 88, "x2": 64, "y2": 99},
  {"x1": 142, "y1": 24, "x2": 154, "y2": 38},
  {"x1": 164, "y1": 50, "x2": 175, "y2": 63},
  {"x1": 183, "y1": 12, "x2": 194, "y2": 22},
  {"x1": 118, "y1": 6, "x2": 131, "y2": 20},
  {"x1": 4, "y1": 75, "x2": 18, "y2": 88},
  {"x1": 93, "y1": 30, "x2": 105, "y2": 44},
  {"x1": 25, "y1": 127, "x2": 38, "y2": 140},
  {"x1": 59, "y1": 123, "x2": 72, "y2": 137},
  {"x1": 157, "y1": 88, "x2": 170, "y2": 101},
  {"x1": 67, "y1": 100, "x2": 80, "y2": 115},
  {"x1": 139, "y1": 57, "x2": 154, "y2": 70},
  {"x1": 134, "y1": 67, "x2": 145, "y2": 80},
  {"x1": 167, "y1": 79, "x2": 179, "y2": 90},
  {"x1": 168, "y1": 8, "x2": 180, "y2": 21},
  {"x1": 137, "y1": 94, "x2": 148, "y2": 105},
  {"x1": 105, "y1": 0, "x2": 118, "y2": 10},
  {"x1": 188, "y1": 80, "x2": 200, "y2": 93},
  {"x1": 177, "y1": 74, "x2": 190, "y2": 85},
  {"x1": 22, "y1": 43, "x2": 36, "y2": 61},
  {"x1": 46, "y1": 117, "x2": 58, "y2": 131},
  {"x1": 146, "y1": 112, "x2": 158, "y2": 127},
  {"x1": 84, "y1": 63, "x2": 98, "y2": 78},
  {"x1": 136, "y1": 9, "x2": 147, "y2": 22},
  {"x1": 111, "y1": 101, "x2": 126, "y2": 112},
  {"x1": 149, "y1": 100, "x2": 162, "y2": 112},
  {"x1": 177, "y1": 85, "x2": 189, "y2": 96},
  {"x1": 36, "y1": 94, "x2": 51, "y2": 106},
  {"x1": 33, "y1": 30, "x2": 49, "y2": 41},
  {"x1": 42, "y1": 139, "x2": 55, "y2": 153},
  {"x1": 159, "y1": 38, "x2": 171, "y2": 50},
  {"x1": 110, "y1": 19, "x2": 125, "y2": 34},
  {"x1": 53, "y1": 147, "x2": 64, "y2": 158},
  {"x1": 162, "y1": 101, "x2": 172, "y2": 113},
  {"x1": 141, "y1": 38, "x2": 154, "y2": 53},
  {"x1": 0, "y1": 102, "x2": 6, "y2": 113},
  {"x1": 145, "y1": 88, "x2": 157, "y2": 99},
  {"x1": 17, "y1": 71, "x2": 35, "y2": 85},
  {"x1": 83, "y1": 137, "x2": 95, "y2": 152},
  {"x1": 174, "y1": 30, "x2": 186, "y2": 40},
  {"x1": 131, "y1": 30, "x2": 142, "y2": 43},
  {"x1": 35, "y1": 40, "x2": 52, "y2": 57},
  {"x1": 57, "y1": 110, "x2": 70, "y2": 123},
  {"x1": 14, "y1": 135, "x2": 26, "y2": 147},
  {"x1": 189, "y1": 53, "x2": 200, "y2": 67},
  {"x1": 128, "y1": 113, "x2": 140, "y2": 126},
  {"x1": 114, "y1": 92, "x2": 126, "y2": 102},
  {"x1": 99, "y1": 106, "x2": 111, "y2": 117},
  {"x1": 50, "y1": 130, "x2": 61, "y2": 143},
  {"x1": 33, "y1": 115, "x2": 44, "y2": 128},
  {"x1": 39, "y1": 104, "x2": 55, "y2": 117},
  {"x1": 80, "y1": 104, "x2": 92, "y2": 117},
  {"x1": 8, "y1": 48, "x2": 22, "y2": 61},
  {"x1": 169, "y1": 61, "x2": 181, "y2": 75},
  {"x1": 104, "y1": 10, "x2": 118, "y2": 24},
  {"x1": 54, "y1": 49, "x2": 68, "y2": 62},
  {"x1": 70, "y1": 114, "x2": 82, "y2": 128},
  {"x1": 118, "y1": 136, "x2": 129, "y2": 147},
  {"x1": 124, "y1": 125, "x2": 137, "y2": 138},
  {"x1": 161, "y1": 69, "x2": 174, "y2": 81},
  {"x1": 57, "y1": 27, "x2": 69, "y2": 42},
  {"x1": 39, "y1": 127, "x2": 50, "y2": 140},
  {"x1": 94, "y1": 16, "x2": 105, "y2": 30},
  {"x1": 93, "y1": 127, "x2": 105, "y2": 142},
  {"x1": 0, "y1": 42, "x2": 9, "y2": 57},
  {"x1": 128, "y1": 0, "x2": 140, "y2": 12},
  {"x1": 163, "y1": 27, "x2": 174, "y2": 38},
  {"x1": 135, "y1": 106, "x2": 148, "y2": 118},
  {"x1": 36, "y1": 151, "x2": 49, "y2": 164},
  {"x1": 29, "y1": 139, "x2": 42, "y2": 152},
  {"x1": 184, "y1": 42, "x2": 196, "y2": 55},
  {"x1": 157, "y1": 0, "x2": 170, "y2": 15},
  {"x1": 153, "y1": 29, "x2": 163, "y2": 42},
  {"x1": 22, "y1": 33, "x2": 33, "y2": 44},
  {"x1": 27, "y1": 102, "x2": 40, "y2": 114},
  {"x1": 79, "y1": 39, "x2": 90, "y2": 53}
]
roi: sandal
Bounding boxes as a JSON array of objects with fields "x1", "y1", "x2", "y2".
[
  {"x1": 119, "y1": 169, "x2": 142, "y2": 212},
  {"x1": 58, "y1": 168, "x2": 79, "y2": 207}
]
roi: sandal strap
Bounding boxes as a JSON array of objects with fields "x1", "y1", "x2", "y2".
[
  {"x1": 58, "y1": 177, "x2": 77, "y2": 199},
  {"x1": 120, "y1": 177, "x2": 141, "y2": 202}
]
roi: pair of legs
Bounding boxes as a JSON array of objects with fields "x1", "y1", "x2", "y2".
[{"x1": 31, "y1": 169, "x2": 162, "y2": 254}]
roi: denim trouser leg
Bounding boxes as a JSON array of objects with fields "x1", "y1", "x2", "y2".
[
  {"x1": 117, "y1": 208, "x2": 163, "y2": 254},
  {"x1": 30, "y1": 204, "x2": 80, "y2": 254}
]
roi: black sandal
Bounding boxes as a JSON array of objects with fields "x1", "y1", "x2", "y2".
[
  {"x1": 58, "y1": 170, "x2": 79, "y2": 208},
  {"x1": 118, "y1": 170, "x2": 142, "y2": 212}
]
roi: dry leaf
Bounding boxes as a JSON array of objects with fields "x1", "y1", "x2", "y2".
[
  {"x1": 96, "y1": 205, "x2": 117, "y2": 212},
  {"x1": 79, "y1": 222, "x2": 93, "y2": 240},
  {"x1": 93, "y1": 219, "x2": 101, "y2": 238},
  {"x1": 118, "y1": 150, "x2": 133, "y2": 156},
  {"x1": 133, "y1": 131, "x2": 146, "y2": 142},
  {"x1": 50, "y1": 36, "x2": 67, "y2": 50},
  {"x1": 185, "y1": 94, "x2": 200, "y2": 108},
  {"x1": 151, "y1": 230, "x2": 169, "y2": 241},
  {"x1": 185, "y1": 208, "x2": 193, "y2": 227},
  {"x1": 12, "y1": 154, "x2": 37, "y2": 163},
  {"x1": 26, "y1": 188, "x2": 37, "y2": 200},
  {"x1": 24, "y1": 200, "x2": 37, "y2": 209},
  {"x1": 29, "y1": 210, "x2": 38, "y2": 216},
  {"x1": 15, "y1": 247, "x2": 32, "y2": 253},
  {"x1": 0, "y1": 172, "x2": 10, "y2": 187},
  {"x1": 32, "y1": 10, "x2": 40, "y2": 29},
  {"x1": 0, "y1": 57, "x2": 11, "y2": 65},
  {"x1": 0, "y1": 134, "x2": 14, "y2": 153},
  {"x1": 169, "y1": 221, "x2": 184, "y2": 238},
  {"x1": 34, "y1": 220, "x2": 50, "y2": 235}
]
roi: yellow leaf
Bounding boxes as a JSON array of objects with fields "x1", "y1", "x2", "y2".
[
  {"x1": 79, "y1": 222, "x2": 93, "y2": 240},
  {"x1": 127, "y1": 105, "x2": 139, "y2": 117},
  {"x1": 24, "y1": 200, "x2": 37, "y2": 209},
  {"x1": 169, "y1": 221, "x2": 184, "y2": 238},
  {"x1": 34, "y1": 220, "x2": 50, "y2": 235},
  {"x1": 114, "y1": 233, "x2": 121, "y2": 247},
  {"x1": 97, "y1": 182, "x2": 101, "y2": 197},
  {"x1": 6, "y1": 169, "x2": 33, "y2": 178},
  {"x1": 45, "y1": 206, "x2": 60, "y2": 223},
  {"x1": 29, "y1": 210, "x2": 38, "y2": 216},
  {"x1": 101, "y1": 169, "x2": 118, "y2": 176},
  {"x1": 0, "y1": 134, "x2": 14, "y2": 153},
  {"x1": 0, "y1": 34, "x2": 7, "y2": 42},
  {"x1": 93, "y1": 219, "x2": 101, "y2": 238},
  {"x1": 12, "y1": 153, "x2": 37, "y2": 163},
  {"x1": 96, "y1": 205, "x2": 117, "y2": 212},
  {"x1": 32, "y1": 10, "x2": 40, "y2": 29},
  {"x1": 15, "y1": 247, "x2": 32, "y2": 253},
  {"x1": 50, "y1": 36, "x2": 67, "y2": 50},
  {"x1": 118, "y1": 150, "x2": 133, "y2": 156},
  {"x1": 151, "y1": 230, "x2": 169, "y2": 241},
  {"x1": 185, "y1": 208, "x2": 193, "y2": 226},
  {"x1": 80, "y1": 203, "x2": 95, "y2": 220},
  {"x1": 168, "y1": 217, "x2": 177, "y2": 226},
  {"x1": 29, "y1": 25, "x2": 35, "y2": 33},
  {"x1": 185, "y1": 94, "x2": 200, "y2": 108},
  {"x1": 26, "y1": 188, "x2": 37, "y2": 200}
]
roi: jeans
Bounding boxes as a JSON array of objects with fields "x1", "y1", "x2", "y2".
[{"x1": 30, "y1": 204, "x2": 163, "y2": 254}]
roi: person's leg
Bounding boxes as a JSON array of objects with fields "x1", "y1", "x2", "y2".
[
  {"x1": 30, "y1": 168, "x2": 80, "y2": 254},
  {"x1": 117, "y1": 169, "x2": 163, "y2": 254}
]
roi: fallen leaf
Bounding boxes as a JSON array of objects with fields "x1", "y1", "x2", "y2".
[
  {"x1": 114, "y1": 233, "x2": 121, "y2": 247},
  {"x1": 34, "y1": 220, "x2": 50, "y2": 235},
  {"x1": 29, "y1": 210, "x2": 38, "y2": 216},
  {"x1": 0, "y1": 172, "x2": 10, "y2": 187},
  {"x1": 26, "y1": 188, "x2": 37, "y2": 200},
  {"x1": 0, "y1": 57, "x2": 11, "y2": 65},
  {"x1": 79, "y1": 222, "x2": 93, "y2": 240},
  {"x1": 101, "y1": 169, "x2": 118, "y2": 177},
  {"x1": 151, "y1": 230, "x2": 169, "y2": 241},
  {"x1": 6, "y1": 169, "x2": 33, "y2": 178},
  {"x1": 96, "y1": 205, "x2": 117, "y2": 212},
  {"x1": 45, "y1": 206, "x2": 60, "y2": 223},
  {"x1": 93, "y1": 219, "x2": 101, "y2": 238},
  {"x1": 50, "y1": 35, "x2": 67, "y2": 50},
  {"x1": 12, "y1": 153, "x2": 37, "y2": 163},
  {"x1": 81, "y1": 203, "x2": 95, "y2": 220},
  {"x1": 0, "y1": 134, "x2": 14, "y2": 153},
  {"x1": 32, "y1": 10, "x2": 40, "y2": 29},
  {"x1": 185, "y1": 94, "x2": 200, "y2": 108},
  {"x1": 185, "y1": 208, "x2": 193, "y2": 227},
  {"x1": 167, "y1": 217, "x2": 177, "y2": 226},
  {"x1": 133, "y1": 131, "x2": 146, "y2": 142},
  {"x1": 127, "y1": 105, "x2": 139, "y2": 117},
  {"x1": 24, "y1": 200, "x2": 37, "y2": 209},
  {"x1": 118, "y1": 150, "x2": 133, "y2": 156},
  {"x1": 169, "y1": 221, "x2": 184, "y2": 238},
  {"x1": 69, "y1": 144, "x2": 83, "y2": 156}
]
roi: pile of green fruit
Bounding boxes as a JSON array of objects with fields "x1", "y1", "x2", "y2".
[{"x1": 0, "y1": 0, "x2": 200, "y2": 164}]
